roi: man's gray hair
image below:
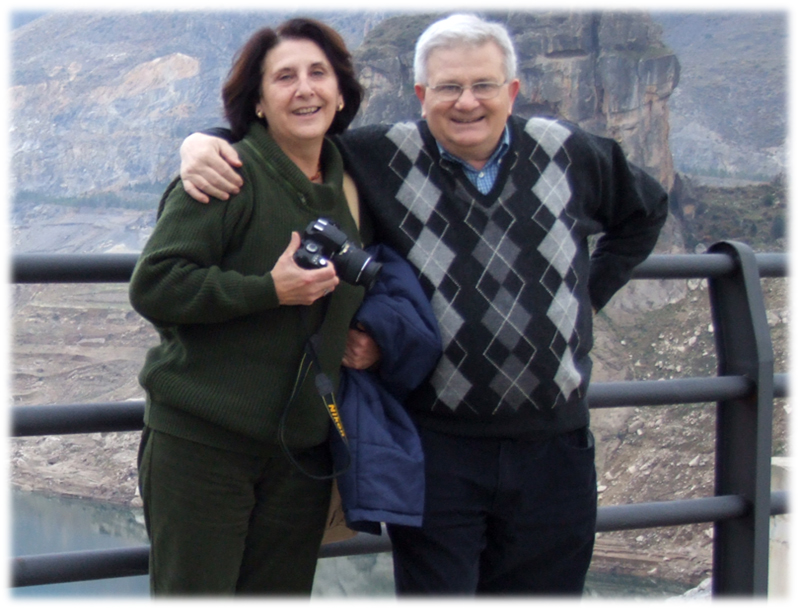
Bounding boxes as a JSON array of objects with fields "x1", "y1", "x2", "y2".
[{"x1": 413, "y1": 14, "x2": 518, "y2": 85}]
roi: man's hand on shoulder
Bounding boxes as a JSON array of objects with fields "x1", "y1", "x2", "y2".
[{"x1": 180, "y1": 132, "x2": 244, "y2": 203}]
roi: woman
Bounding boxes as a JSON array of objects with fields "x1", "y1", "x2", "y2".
[{"x1": 129, "y1": 18, "x2": 368, "y2": 595}]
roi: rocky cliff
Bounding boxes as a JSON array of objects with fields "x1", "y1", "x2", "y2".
[
  {"x1": 653, "y1": 11, "x2": 786, "y2": 180},
  {"x1": 10, "y1": 10, "x2": 677, "y2": 205},
  {"x1": 353, "y1": 11, "x2": 678, "y2": 190},
  {"x1": 9, "y1": 10, "x2": 389, "y2": 202}
]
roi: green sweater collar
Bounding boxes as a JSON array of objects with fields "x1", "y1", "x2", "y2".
[{"x1": 241, "y1": 121, "x2": 345, "y2": 196}]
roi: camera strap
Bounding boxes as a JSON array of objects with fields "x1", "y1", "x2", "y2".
[{"x1": 277, "y1": 297, "x2": 351, "y2": 480}]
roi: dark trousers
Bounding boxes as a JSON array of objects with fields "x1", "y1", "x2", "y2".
[
  {"x1": 137, "y1": 427, "x2": 331, "y2": 595},
  {"x1": 387, "y1": 426, "x2": 597, "y2": 595}
]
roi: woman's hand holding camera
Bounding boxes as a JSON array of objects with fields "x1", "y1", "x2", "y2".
[{"x1": 272, "y1": 232, "x2": 340, "y2": 305}]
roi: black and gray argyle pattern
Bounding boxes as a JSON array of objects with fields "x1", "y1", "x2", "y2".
[{"x1": 383, "y1": 118, "x2": 588, "y2": 414}]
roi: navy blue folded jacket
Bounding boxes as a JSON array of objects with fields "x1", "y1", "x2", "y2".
[{"x1": 331, "y1": 244, "x2": 442, "y2": 534}]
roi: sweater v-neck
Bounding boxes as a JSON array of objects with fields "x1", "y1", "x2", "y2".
[{"x1": 418, "y1": 119, "x2": 517, "y2": 209}]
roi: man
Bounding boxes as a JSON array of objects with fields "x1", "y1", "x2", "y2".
[{"x1": 177, "y1": 14, "x2": 668, "y2": 595}]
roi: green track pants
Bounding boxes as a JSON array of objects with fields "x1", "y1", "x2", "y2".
[{"x1": 138, "y1": 427, "x2": 332, "y2": 596}]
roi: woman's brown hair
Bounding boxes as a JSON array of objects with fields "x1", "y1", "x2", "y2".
[{"x1": 222, "y1": 18, "x2": 364, "y2": 141}]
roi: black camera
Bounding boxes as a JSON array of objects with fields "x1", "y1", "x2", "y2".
[{"x1": 293, "y1": 218, "x2": 381, "y2": 290}]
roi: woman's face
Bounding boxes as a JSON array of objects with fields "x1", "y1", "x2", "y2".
[{"x1": 256, "y1": 38, "x2": 344, "y2": 151}]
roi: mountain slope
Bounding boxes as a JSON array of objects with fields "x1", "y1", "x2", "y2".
[{"x1": 651, "y1": 11, "x2": 787, "y2": 179}]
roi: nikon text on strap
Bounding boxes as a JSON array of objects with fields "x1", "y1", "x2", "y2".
[{"x1": 277, "y1": 298, "x2": 351, "y2": 480}]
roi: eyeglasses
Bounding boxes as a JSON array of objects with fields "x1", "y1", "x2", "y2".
[{"x1": 427, "y1": 81, "x2": 507, "y2": 102}]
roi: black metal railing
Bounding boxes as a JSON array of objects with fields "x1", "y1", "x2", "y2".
[{"x1": 10, "y1": 241, "x2": 789, "y2": 596}]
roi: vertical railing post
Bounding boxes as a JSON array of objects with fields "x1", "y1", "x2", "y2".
[{"x1": 708, "y1": 241, "x2": 774, "y2": 596}]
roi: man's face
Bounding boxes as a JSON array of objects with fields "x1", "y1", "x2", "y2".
[{"x1": 415, "y1": 40, "x2": 520, "y2": 168}]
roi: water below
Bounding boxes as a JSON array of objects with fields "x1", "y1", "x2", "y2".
[
  {"x1": 11, "y1": 489, "x2": 150, "y2": 597},
  {"x1": 11, "y1": 489, "x2": 693, "y2": 598}
]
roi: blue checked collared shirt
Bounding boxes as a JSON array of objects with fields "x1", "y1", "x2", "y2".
[{"x1": 436, "y1": 125, "x2": 511, "y2": 195}]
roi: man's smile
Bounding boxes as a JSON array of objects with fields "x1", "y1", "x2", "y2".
[{"x1": 450, "y1": 116, "x2": 485, "y2": 124}]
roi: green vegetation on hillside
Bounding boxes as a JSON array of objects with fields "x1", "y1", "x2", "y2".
[
  {"x1": 13, "y1": 184, "x2": 167, "y2": 213},
  {"x1": 678, "y1": 175, "x2": 787, "y2": 253}
]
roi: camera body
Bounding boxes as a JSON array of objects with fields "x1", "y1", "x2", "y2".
[{"x1": 293, "y1": 218, "x2": 381, "y2": 290}]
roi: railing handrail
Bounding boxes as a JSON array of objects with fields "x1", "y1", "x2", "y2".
[
  {"x1": 10, "y1": 245, "x2": 790, "y2": 594},
  {"x1": 10, "y1": 373, "x2": 789, "y2": 437},
  {"x1": 11, "y1": 491, "x2": 789, "y2": 588},
  {"x1": 10, "y1": 252, "x2": 788, "y2": 283}
]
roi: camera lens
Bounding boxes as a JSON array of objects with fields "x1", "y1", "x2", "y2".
[{"x1": 336, "y1": 249, "x2": 381, "y2": 291}]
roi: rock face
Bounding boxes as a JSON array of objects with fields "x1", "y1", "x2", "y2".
[
  {"x1": 353, "y1": 11, "x2": 679, "y2": 190},
  {"x1": 652, "y1": 12, "x2": 787, "y2": 180},
  {"x1": 9, "y1": 10, "x2": 388, "y2": 201},
  {"x1": 10, "y1": 10, "x2": 677, "y2": 204}
]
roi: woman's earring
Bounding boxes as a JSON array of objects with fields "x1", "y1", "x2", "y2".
[
  {"x1": 257, "y1": 109, "x2": 264, "y2": 119},
  {"x1": 338, "y1": 102, "x2": 344, "y2": 112}
]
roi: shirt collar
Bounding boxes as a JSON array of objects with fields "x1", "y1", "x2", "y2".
[{"x1": 436, "y1": 124, "x2": 511, "y2": 172}]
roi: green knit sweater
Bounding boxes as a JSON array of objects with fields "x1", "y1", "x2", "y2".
[{"x1": 130, "y1": 122, "x2": 368, "y2": 455}]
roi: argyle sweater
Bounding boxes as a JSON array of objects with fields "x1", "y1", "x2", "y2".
[{"x1": 335, "y1": 116, "x2": 668, "y2": 439}]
